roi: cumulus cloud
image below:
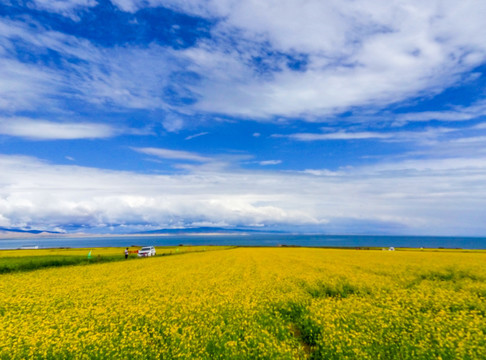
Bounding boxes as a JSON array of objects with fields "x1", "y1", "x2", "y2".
[
  {"x1": 0, "y1": 155, "x2": 318, "y2": 231},
  {"x1": 1, "y1": 153, "x2": 486, "y2": 235}
]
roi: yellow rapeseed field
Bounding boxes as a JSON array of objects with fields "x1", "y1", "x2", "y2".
[
  {"x1": 0, "y1": 247, "x2": 485, "y2": 359},
  {"x1": 0, "y1": 246, "x2": 226, "y2": 258}
]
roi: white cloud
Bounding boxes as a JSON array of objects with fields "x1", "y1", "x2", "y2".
[
  {"x1": 361, "y1": 156, "x2": 486, "y2": 173},
  {"x1": 453, "y1": 136, "x2": 486, "y2": 144},
  {"x1": 109, "y1": 0, "x2": 140, "y2": 12},
  {"x1": 396, "y1": 100, "x2": 486, "y2": 123},
  {"x1": 0, "y1": 118, "x2": 116, "y2": 140},
  {"x1": 276, "y1": 126, "x2": 486, "y2": 149},
  {"x1": 28, "y1": 0, "x2": 98, "y2": 20},
  {"x1": 0, "y1": 18, "x2": 178, "y2": 113},
  {"x1": 3, "y1": 2, "x2": 486, "y2": 124},
  {"x1": 0, "y1": 154, "x2": 318, "y2": 231},
  {"x1": 303, "y1": 169, "x2": 342, "y2": 177},
  {"x1": 162, "y1": 114, "x2": 185, "y2": 133},
  {"x1": 132, "y1": 147, "x2": 213, "y2": 162},
  {"x1": 474, "y1": 123, "x2": 486, "y2": 130},
  {"x1": 280, "y1": 131, "x2": 393, "y2": 141},
  {"x1": 185, "y1": 132, "x2": 209, "y2": 140},
  {"x1": 0, "y1": 57, "x2": 64, "y2": 112},
  {"x1": 259, "y1": 160, "x2": 281, "y2": 166},
  {"x1": 1, "y1": 153, "x2": 486, "y2": 235},
  {"x1": 68, "y1": 44, "x2": 181, "y2": 111},
  {"x1": 134, "y1": 0, "x2": 486, "y2": 119}
]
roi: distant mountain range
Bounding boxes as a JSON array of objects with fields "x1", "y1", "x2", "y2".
[
  {"x1": 134, "y1": 227, "x2": 286, "y2": 235},
  {"x1": 0, "y1": 226, "x2": 286, "y2": 237},
  {"x1": 0, "y1": 227, "x2": 61, "y2": 234}
]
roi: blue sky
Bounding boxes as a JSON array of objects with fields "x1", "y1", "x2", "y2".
[{"x1": 1, "y1": 0, "x2": 486, "y2": 235}]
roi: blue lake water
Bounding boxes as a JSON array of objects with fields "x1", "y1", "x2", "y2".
[{"x1": 0, "y1": 234, "x2": 485, "y2": 250}]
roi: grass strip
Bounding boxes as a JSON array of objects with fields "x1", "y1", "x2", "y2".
[
  {"x1": 0, "y1": 255, "x2": 127, "y2": 274},
  {"x1": 0, "y1": 246, "x2": 236, "y2": 274}
]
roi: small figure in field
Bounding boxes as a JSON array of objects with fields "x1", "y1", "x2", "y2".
[{"x1": 125, "y1": 248, "x2": 129, "y2": 259}]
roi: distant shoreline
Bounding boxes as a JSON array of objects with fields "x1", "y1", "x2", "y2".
[
  {"x1": 0, "y1": 232, "x2": 251, "y2": 240},
  {"x1": 1, "y1": 233, "x2": 485, "y2": 250},
  {"x1": 1, "y1": 245, "x2": 485, "y2": 253}
]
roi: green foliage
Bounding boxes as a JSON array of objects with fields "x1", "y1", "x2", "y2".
[
  {"x1": 417, "y1": 267, "x2": 482, "y2": 282},
  {"x1": 0, "y1": 255, "x2": 122, "y2": 274},
  {"x1": 304, "y1": 279, "x2": 370, "y2": 299}
]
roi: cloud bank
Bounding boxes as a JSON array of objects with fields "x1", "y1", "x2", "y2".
[{"x1": 1, "y1": 154, "x2": 485, "y2": 236}]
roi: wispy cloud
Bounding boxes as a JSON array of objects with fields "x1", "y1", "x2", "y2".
[
  {"x1": 185, "y1": 132, "x2": 209, "y2": 140},
  {"x1": 275, "y1": 125, "x2": 486, "y2": 148},
  {"x1": 277, "y1": 131, "x2": 393, "y2": 141},
  {"x1": 30, "y1": 0, "x2": 98, "y2": 20},
  {"x1": 0, "y1": 118, "x2": 116, "y2": 140},
  {"x1": 0, "y1": 57, "x2": 63, "y2": 112},
  {"x1": 396, "y1": 100, "x2": 486, "y2": 124},
  {"x1": 0, "y1": 18, "x2": 179, "y2": 114},
  {"x1": 132, "y1": 147, "x2": 213, "y2": 162}
]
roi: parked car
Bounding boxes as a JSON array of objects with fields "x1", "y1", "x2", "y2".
[{"x1": 138, "y1": 246, "x2": 156, "y2": 257}]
